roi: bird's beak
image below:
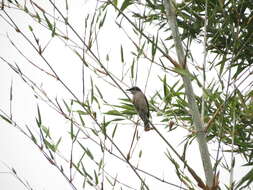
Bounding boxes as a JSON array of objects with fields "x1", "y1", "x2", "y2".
[{"x1": 126, "y1": 89, "x2": 132, "y2": 94}]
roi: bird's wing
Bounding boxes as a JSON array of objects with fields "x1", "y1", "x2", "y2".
[{"x1": 144, "y1": 94, "x2": 150, "y2": 118}]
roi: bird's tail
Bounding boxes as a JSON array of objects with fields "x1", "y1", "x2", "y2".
[
  {"x1": 139, "y1": 112, "x2": 152, "y2": 131},
  {"x1": 144, "y1": 120, "x2": 152, "y2": 131}
]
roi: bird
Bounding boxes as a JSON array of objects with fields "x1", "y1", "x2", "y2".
[{"x1": 127, "y1": 86, "x2": 152, "y2": 131}]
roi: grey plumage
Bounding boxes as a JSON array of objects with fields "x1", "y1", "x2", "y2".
[{"x1": 127, "y1": 86, "x2": 152, "y2": 131}]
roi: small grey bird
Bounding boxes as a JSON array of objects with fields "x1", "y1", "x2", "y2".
[{"x1": 127, "y1": 86, "x2": 152, "y2": 131}]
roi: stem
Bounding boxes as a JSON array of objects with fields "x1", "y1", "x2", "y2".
[{"x1": 163, "y1": 0, "x2": 214, "y2": 187}]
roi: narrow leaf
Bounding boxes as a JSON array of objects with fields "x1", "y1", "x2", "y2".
[
  {"x1": 120, "y1": 45, "x2": 124, "y2": 63},
  {"x1": 112, "y1": 124, "x2": 118, "y2": 138},
  {"x1": 104, "y1": 110, "x2": 122, "y2": 116},
  {"x1": 43, "y1": 13, "x2": 53, "y2": 30},
  {"x1": 0, "y1": 114, "x2": 11, "y2": 124},
  {"x1": 118, "y1": 0, "x2": 132, "y2": 16},
  {"x1": 37, "y1": 105, "x2": 41, "y2": 125},
  {"x1": 113, "y1": 0, "x2": 117, "y2": 6}
]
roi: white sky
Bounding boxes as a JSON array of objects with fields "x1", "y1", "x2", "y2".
[{"x1": 0, "y1": 1, "x2": 252, "y2": 190}]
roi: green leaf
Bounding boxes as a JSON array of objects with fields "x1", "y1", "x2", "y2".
[
  {"x1": 98, "y1": 159, "x2": 103, "y2": 170},
  {"x1": 10, "y1": 79, "x2": 13, "y2": 101},
  {"x1": 79, "y1": 114, "x2": 85, "y2": 126},
  {"x1": 28, "y1": 25, "x2": 33, "y2": 32},
  {"x1": 101, "y1": 117, "x2": 108, "y2": 136},
  {"x1": 105, "y1": 176, "x2": 113, "y2": 186},
  {"x1": 146, "y1": 0, "x2": 157, "y2": 9},
  {"x1": 81, "y1": 162, "x2": 93, "y2": 180},
  {"x1": 55, "y1": 137, "x2": 62, "y2": 150},
  {"x1": 236, "y1": 168, "x2": 253, "y2": 189},
  {"x1": 78, "y1": 141, "x2": 94, "y2": 160},
  {"x1": 36, "y1": 105, "x2": 42, "y2": 127},
  {"x1": 163, "y1": 75, "x2": 168, "y2": 99},
  {"x1": 90, "y1": 77, "x2": 94, "y2": 104},
  {"x1": 43, "y1": 13, "x2": 53, "y2": 31},
  {"x1": 76, "y1": 110, "x2": 88, "y2": 115},
  {"x1": 104, "y1": 110, "x2": 122, "y2": 116},
  {"x1": 42, "y1": 125, "x2": 51, "y2": 138},
  {"x1": 131, "y1": 59, "x2": 135, "y2": 78},
  {"x1": 73, "y1": 163, "x2": 84, "y2": 176},
  {"x1": 173, "y1": 67, "x2": 194, "y2": 79},
  {"x1": 118, "y1": 0, "x2": 133, "y2": 15},
  {"x1": 86, "y1": 148, "x2": 94, "y2": 160},
  {"x1": 106, "y1": 54, "x2": 109, "y2": 61},
  {"x1": 44, "y1": 139, "x2": 56, "y2": 152},
  {"x1": 112, "y1": 0, "x2": 117, "y2": 6},
  {"x1": 139, "y1": 150, "x2": 142, "y2": 158},
  {"x1": 25, "y1": 125, "x2": 37, "y2": 145},
  {"x1": 112, "y1": 124, "x2": 118, "y2": 138},
  {"x1": 95, "y1": 85, "x2": 103, "y2": 99},
  {"x1": 151, "y1": 33, "x2": 158, "y2": 61},
  {"x1": 218, "y1": 55, "x2": 226, "y2": 76},
  {"x1": 120, "y1": 45, "x2": 124, "y2": 63},
  {"x1": 73, "y1": 50, "x2": 89, "y2": 67},
  {"x1": 52, "y1": 22, "x2": 56, "y2": 37},
  {"x1": 62, "y1": 99, "x2": 71, "y2": 113},
  {"x1": 35, "y1": 12, "x2": 41, "y2": 23},
  {"x1": 70, "y1": 120, "x2": 74, "y2": 140},
  {"x1": 0, "y1": 114, "x2": 12, "y2": 124},
  {"x1": 24, "y1": 5, "x2": 28, "y2": 13},
  {"x1": 99, "y1": 11, "x2": 107, "y2": 28},
  {"x1": 94, "y1": 170, "x2": 98, "y2": 185}
]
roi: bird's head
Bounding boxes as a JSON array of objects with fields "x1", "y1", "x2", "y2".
[{"x1": 126, "y1": 86, "x2": 142, "y2": 95}]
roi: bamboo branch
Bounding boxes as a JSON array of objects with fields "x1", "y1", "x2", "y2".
[{"x1": 163, "y1": 0, "x2": 214, "y2": 188}]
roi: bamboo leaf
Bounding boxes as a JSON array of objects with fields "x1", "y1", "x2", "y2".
[
  {"x1": 173, "y1": 67, "x2": 194, "y2": 79},
  {"x1": 62, "y1": 99, "x2": 71, "y2": 113},
  {"x1": 35, "y1": 12, "x2": 41, "y2": 23},
  {"x1": 119, "y1": 0, "x2": 133, "y2": 14},
  {"x1": 236, "y1": 168, "x2": 253, "y2": 189},
  {"x1": 36, "y1": 105, "x2": 42, "y2": 127},
  {"x1": 73, "y1": 163, "x2": 84, "y2": 176},
  {"x1": 0, "y1": 114, "x2": 12, "y2": 124},
  {"x1": 112, "y1": 0, "x2": 118, "y2": 6},
  {"x1": 28, "y1": 25, "x2": 33, "y2": 32},
  {"x1": 43, "y1": 13, "x2": 53, "y2": 31},
  {"x1": 131, "y1": 59, "x2": 135, "y2": 78},
  {"x1": 78, "y1": 141, "x2": 94, "y2": 160},
  {"x1": 79, "y1": 114, "x2": 85, "y2": 126},
  {"x1": 81, "y1": 162, "x2": 93, "y2": 180},
  {"x1": 55, "y1": 137, "x2": 62, "y2": 150},
  {"x1": 104, "y1": 110, "x2": 122, "y2": 116},
  {"x1": 44, "y1": 139, "x2": 56, "y2": 152},
  {"x1": 95, "y1": 85, "x2": 103, "y2": 99},
  {"x1": 70, "y1": 120, "x2": 74, "y2": 140},
  {"x1": 94, "y1": 170, "x2": 98, "y2": 185},
  {"x1": 139, "y1": 150, "x2": 142, "y2": 158},
  {"x1": 73, "y1": 50, "x2": 89, "y2": 67},
  {"x1": 76, "y1": 110, "x2": 88, "y2": 115},
  {"x1": 99, "y1": 11, "x2": 107, "y2": 28},
  {"x1": 163, "y1": 75, "x2": 169, "y2": 99},
  {"x1": 42, "y1": 125, "x2": 51, "y2": 138},
  {"x1": 151, "y1": 33, "x2": 158, "y2": 61},
  {"x1": 112, "y1": 124, "x2": 118, "y2": 138},
  {"x1": 120, "y1": 45, "x2": 124, "y2": 63},
  {"x1": 85, "y1": 148, "x2": 94, "y2": 160},
  {"x1": 25, "y1": 125, "x2": 37, "y2": 145}
]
